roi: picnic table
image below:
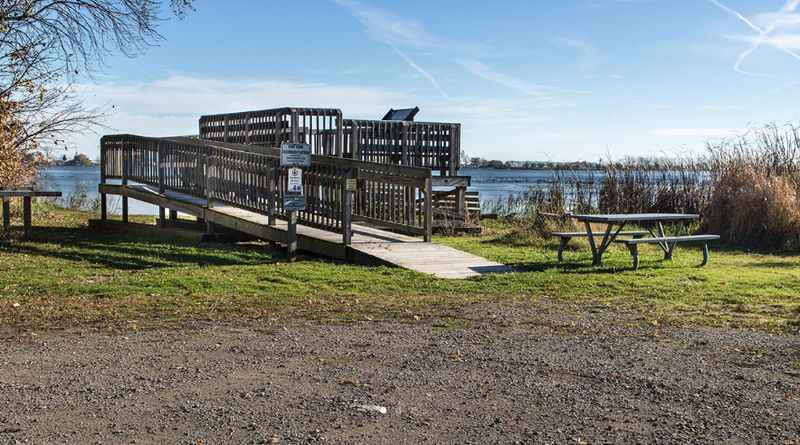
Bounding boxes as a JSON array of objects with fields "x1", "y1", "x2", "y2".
[
  {"x1": 569, "y1": 213, "x2": 718, "y2": 268},
  {"x1": 1, "y1": 189, "x2": 62, "y2": 239}
]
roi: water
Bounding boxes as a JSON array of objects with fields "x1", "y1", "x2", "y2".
[
  {"x1": 37, "y1": 165, "x2": 158, "y2": 215},
  {"x1": 460, "y1": 168, "x2": 601, "y2": 204},
  {"x1": 38, "y1": 165, "x2": 600, "y2": 215}
]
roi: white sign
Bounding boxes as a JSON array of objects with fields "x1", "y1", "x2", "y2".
[
  {"x1": 280, "y1": 143, "x2": 312, "y2": 167},
  {"x1": 287, "y1": 167, "x2": 303, "y2": 193}
]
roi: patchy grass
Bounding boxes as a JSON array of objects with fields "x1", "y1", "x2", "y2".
[{"x1": 0, "y1": 205, "x2": 798, "y2": 332}]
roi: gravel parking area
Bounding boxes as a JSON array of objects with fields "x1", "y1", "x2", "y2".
[{"x1": 1, "y1": 303, "x2": 798, "y2": 444}]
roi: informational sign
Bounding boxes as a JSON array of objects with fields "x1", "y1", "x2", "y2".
[
  {"x1": 280, "y1": 142, "x2": 312, "y2": 167},
  {"x1": 345, "y1": 178, "x2": 357, "y2": 191},
  {"x1": 284, "y1": 167, "x2": 305, "y2": 211}
]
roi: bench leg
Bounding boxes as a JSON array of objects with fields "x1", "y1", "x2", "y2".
[
  {"x1": 557, "y1": 237, "x2": 569, "y2": 262},
  {"x1": 700, "y1": 243, "x2": 710, "y2": 267},
  {"x1": 2, "y1": 197, "x2": 9, "y2": 232},
  {"x1": 22, "y1": 196, "x2": 31, "y2": 240},
  {"x1": 628, "y1": 244, "x2": 640, "y2": 271},
  {"x1": 665, "y1": 241, "x2": 676, "y2": 261}
]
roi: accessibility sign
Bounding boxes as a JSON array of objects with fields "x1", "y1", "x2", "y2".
[
  {"x1": 280, "y1": 142, "x2": 312, "y2": 167},
  {"x1": 284, "y1": 167, "x2": 305, "y2": 211}
]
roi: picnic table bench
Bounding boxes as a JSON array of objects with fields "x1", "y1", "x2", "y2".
[
  {"x1": 564, "y1": 213, "x2": 720, "y2": 269},
  {"x1": 549, "y1": 230, "x2": 649, "y2": 262},
  {"x1": 1, "y1": 189, "x2": 62, "y2": 239},
  {"x1": 614, "y1": 234, "x2": 721, "y2": 270}
]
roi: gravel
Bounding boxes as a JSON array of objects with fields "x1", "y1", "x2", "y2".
[{"x1": 0, "y1": 303, "x2": 798, "y2": 444}]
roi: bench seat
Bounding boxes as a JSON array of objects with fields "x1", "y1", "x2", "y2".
[
  {"x1": 550, "y1": 230, "x2": 649, "y2": 262},
  {"x1": 614, "y1": 234, "x2": 720, "y2": 270},
  {"x1": 614, "y1": 235, "x2": 720, "y2": 245}
]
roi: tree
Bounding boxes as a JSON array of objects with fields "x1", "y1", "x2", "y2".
[{"x1": 0, "y1": 0, "x2": 194, "y2": 187}]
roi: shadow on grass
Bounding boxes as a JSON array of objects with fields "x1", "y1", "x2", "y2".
[{"x1": 0, "y1": 226, "x2": 279, "y2": 270}]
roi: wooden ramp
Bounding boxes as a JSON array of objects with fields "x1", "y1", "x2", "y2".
[{"x1": 100, "y1": 184, "x2": 510, "y2": 279}]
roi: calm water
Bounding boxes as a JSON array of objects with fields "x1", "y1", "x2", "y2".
[{"x1": 38, "y1": 165, "x2": 598, "y2": 215}]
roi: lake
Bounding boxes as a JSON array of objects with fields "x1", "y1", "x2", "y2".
[{"x1": 38, "y1": 165, "x2": 602, "y2": 215}]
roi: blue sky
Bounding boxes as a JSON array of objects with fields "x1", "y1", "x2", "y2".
[{"x1": 71, "y1": 0, "x2": 800, "y2": 161}]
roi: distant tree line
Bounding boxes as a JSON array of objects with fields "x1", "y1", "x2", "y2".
[
  {"x1": 460, "y1": 151, "x2": 709, "y2": 171},
  {"x1": 462, "y1": 155, "x2": 603, "y2": 171}
]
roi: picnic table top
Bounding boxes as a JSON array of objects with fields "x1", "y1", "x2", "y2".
[{"x1": 572, "y1": 213, "x2": 700, "y2": 223}]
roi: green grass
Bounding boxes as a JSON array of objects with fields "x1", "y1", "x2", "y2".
[{"x1": 0, "y1": 204, "x2": 798, "y2": 332}]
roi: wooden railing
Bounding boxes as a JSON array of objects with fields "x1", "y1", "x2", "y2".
[
  {"x1": 100, "y1": 134, "x2": 434, "y2": 242},
  {"x1": 199, "y1": 107, "x2": 343, "y2": 157},
  {"x1": 341, "y1": 119, "x2": 461, "y2": 176},
  {"x1": 197, "y1": 108, "x2": 461, "y2": 176}
]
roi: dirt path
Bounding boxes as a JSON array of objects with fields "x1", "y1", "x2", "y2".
[{"x1": 1, "y1": 304, "x2": 798, "y2": 444}]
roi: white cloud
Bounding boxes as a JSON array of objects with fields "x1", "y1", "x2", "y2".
[{"x1": 67, "y1": 74, "x2": 571, "y2": 160}]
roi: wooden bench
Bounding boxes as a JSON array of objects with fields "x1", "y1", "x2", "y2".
[
  {"x1": 614, "y1": 235, "x2": 721, "y2": 270},
  {"x1": 550, "y1": 231, "x2": 649, "y2": 262},
  {"x1": 1, "y1": 189, "x2": 62, "y2": 239}
]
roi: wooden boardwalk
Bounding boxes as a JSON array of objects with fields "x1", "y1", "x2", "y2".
[{"x1": 101, "y1": 184, "x2": 510, "y2": 279}]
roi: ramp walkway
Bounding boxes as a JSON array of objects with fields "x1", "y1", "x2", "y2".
[{"x1": 99, "y1": 135, "x2": 509, "y2": 279}]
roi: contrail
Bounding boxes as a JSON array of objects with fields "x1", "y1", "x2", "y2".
[
  {"x1": 708, "y1": 0, "x2": 800, "y2": 76},
  {"x1": 391, "y1": 45, "x2": 449, "y2": 99}
]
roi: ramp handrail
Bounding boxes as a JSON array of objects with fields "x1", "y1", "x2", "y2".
[{"x1": 100, "y1": 134, "x2": 434, "y2": 243}]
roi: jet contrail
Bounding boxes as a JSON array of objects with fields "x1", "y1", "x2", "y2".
[
  {"x1": 708, "y1": 0, "x2": 800, "y2": 76},
  {"x1": 391, "y1": 45, "x2": 449, "y2": 99}
]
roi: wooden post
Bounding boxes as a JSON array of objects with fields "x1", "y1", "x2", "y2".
[
  {"x1": 121, "y1": 140, "x2": 128, "y2": 223},
  {"x1": 157, "y1": 140, "x2": 166, "y2": 228},
  {"x1": 22, "y1": 196, "x2": 31, "y2": 239},
  {"x1": 169, "y1": 209, "x2": 178, "y2": 220},
  {"x1": 100, "y1": 138, "x2": 107, "y2": 220},
  {"x1": 424, "y1": 176, "x2": 433, "y2": 242},
  {"x1": 342, "y1": 169, "x2": 353, "y2": 245},
  {"x1": 268, "y1": 164, "x2": 277, "y2": 226},
  {"x1": 455, "y1": 186, "x2": 466, "y2": 219},
  {"x1": 2, "y1": 197, "x2": 9, "y2": 231},
  {"x1": 287, "y1": 211, "x2": 297, "y2": 261}
]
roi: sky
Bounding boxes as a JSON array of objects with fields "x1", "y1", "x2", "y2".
[{"x1": 68, "y1": 0, "x2": 800, "y2": 162}]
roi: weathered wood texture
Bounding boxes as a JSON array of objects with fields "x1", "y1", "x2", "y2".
[
  {"x1": 199, "y1": 108, "x2": 343, "y2": 156},
  {"x1": 342, "y1": 119, "x2": 461, "y2": 176},
  {"x1": 100, "y1": 134, "x2": 434, "y2": 242},
  {"x1": 197, "y1": 108, "x2": 461, "y2": 176}
]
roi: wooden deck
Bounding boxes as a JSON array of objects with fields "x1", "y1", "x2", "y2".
[{"x1": 101, "y1": 184, "x2": 510, "y2": 279}]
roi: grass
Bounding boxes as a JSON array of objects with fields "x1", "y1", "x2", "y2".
[{"x1": 0, "y1": 203, "x2": 798, "y2": 332}]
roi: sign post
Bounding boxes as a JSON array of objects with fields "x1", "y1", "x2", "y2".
[{"x1": 280, "y1": 143, "x2": 311, "y2": 261}]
